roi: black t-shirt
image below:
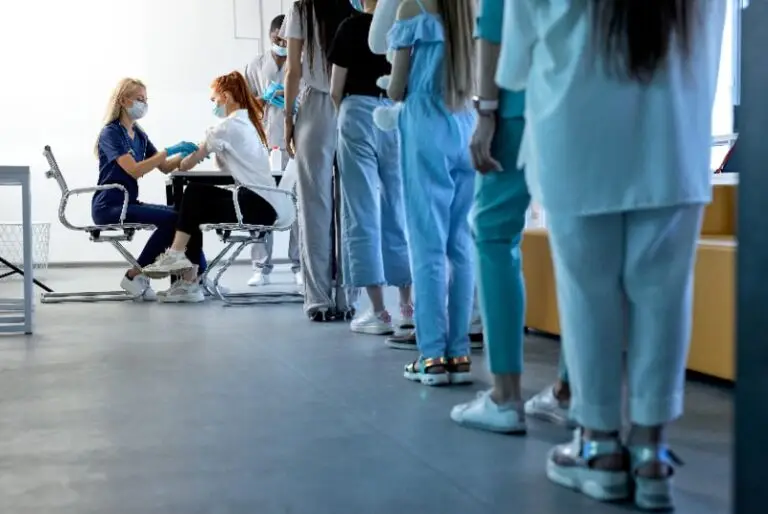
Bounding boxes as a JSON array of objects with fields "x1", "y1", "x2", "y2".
[{"x1": 328, "y1": 13, "x2": 391, "y2": 98}]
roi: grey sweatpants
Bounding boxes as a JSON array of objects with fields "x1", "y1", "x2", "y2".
[{"x1": 293, "y1": 88, "x2": 358, "y2": 315}]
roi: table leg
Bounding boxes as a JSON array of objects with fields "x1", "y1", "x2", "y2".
[
  {"x1": 173, "y1": 177, "x2": 184, "y2": 210},
  {"x1": 21, "y1": 176, "x2": 33, "y2": 334},
  {"x1": 165, "y1": 178, "x2": 174, "y2": 206}
]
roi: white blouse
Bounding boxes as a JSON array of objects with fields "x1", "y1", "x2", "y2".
[{"x1": 204, "y1": 110, "x2": 292, "y2": 223}]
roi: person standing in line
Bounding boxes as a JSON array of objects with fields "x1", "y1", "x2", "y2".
[
  {"x1": 386, "y1": 0, "x2": 477, "y2": 386},
  {"x1": 244, "y1": 14, "x2": 303, "y2": 288},
  {"x1": 448, "y1": 0, "x2": 531, "y2": 433},
  {"x1": 501, "y1": 0, "x2": 726, "y2": 509},
  {"x1": 282, "y1": 0, "x2": 358, "y2": 322},
  {"x1": 329, "y1": 0, "x2": 415, "y2": 336}
]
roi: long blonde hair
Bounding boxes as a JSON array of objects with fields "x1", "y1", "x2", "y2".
[
  {"x1": 94, "y1": 78, "x2": 146, "y2": 157},
  {"x1": 438, "y1": 0, "x2": 475, "y2": 111}
]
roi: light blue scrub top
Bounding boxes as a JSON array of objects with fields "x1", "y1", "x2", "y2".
[{"x1": 475, "y1": 0, "x2": 525, "y2": 119}]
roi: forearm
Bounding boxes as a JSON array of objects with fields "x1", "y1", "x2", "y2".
[
  {"x1": 179, "y1": 145, "x2": 209, "y2": 171},
  {"x1": 130, "y1": 151, "x2": 168, "y2": 179},
  {"x1": 330, "y1": 65, "x2": 347, "y2": 110},
  {"x1": 159, "y1": 155, "x2": 183, "y2": 174},
  {"x1": 478, "y1": 40, "x2": 501, "y2": 101},
  {"x1": 387, "y1": 48, "x2": 410, "y2": 101}
]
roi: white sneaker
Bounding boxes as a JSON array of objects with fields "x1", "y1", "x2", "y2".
[
  {"x1": 120, "y1": 274, "x2": 157, "y2": 301},
  {"x1": 157, "y1": 280, "x2": 205, "y2": 303},
  {"x1": 143, "y1": 250, "x2": 195, "y2": 279},
  {"x1": 524, "y1": 384, "x2": 573, "y2": 426},
  {"x1": 450, "y1": 390, "x2": 527, "y2": 434},
  {"x1": 247, "y1": 271, "x2": 271, "y2": 287},
  {"x1": 294, "y1": 272, "x2": 303, "y2": 286},
  {"x1": 350, "y1": 310, "x2": 394, "y2": 335}
]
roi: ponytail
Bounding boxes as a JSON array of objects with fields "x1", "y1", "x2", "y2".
[{"x1": 211, "y1": 71, "x2": 269, "y2": 147}]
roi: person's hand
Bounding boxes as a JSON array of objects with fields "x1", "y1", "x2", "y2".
[
  {"x1": 166, "y1": 141, "x2": 198, "y2": 157},
  {"x1": 284, "y1": 116, "x2": 296, "y2": 158},
  {"x1": 470, "y1": 115, "x2": 502, "y2": 174}
]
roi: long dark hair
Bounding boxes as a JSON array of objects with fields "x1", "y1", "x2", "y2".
[
  {"x1": 296, "y1": 0, "x2": 354, "y2": 76},
  {"x1": 592, "y1": 0, "x2": 696, "y2": 83}
]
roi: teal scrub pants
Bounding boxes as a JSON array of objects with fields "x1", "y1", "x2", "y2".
[
  {"x1": 547, "y1": 204, "x2": 704, "y2": 431},
  {"x1": 472, "y1": 117, "x2": 530, "y2": 374}
]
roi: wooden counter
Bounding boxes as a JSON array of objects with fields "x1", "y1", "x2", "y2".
[{"x1": 522, "y1": 184, "x2": 737, "y2": 381}]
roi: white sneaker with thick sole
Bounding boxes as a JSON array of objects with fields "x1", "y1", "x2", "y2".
[
  {"x1": 450, "y1": 391, "x2": 527, "y2": 434},
  {"x1": 247, "y1": 271, "x2": 271, "y2": 287},
  {"x1": 120, "y1": 274, "x2": 157, "y2": 302},
  {"x1": 525, "y1": 384, "x2": 573, "y2": 426},
  {"x1": 158, "y1": 280, "x2": 205, "y2": 304},
  {"x1": 350, "y1": 310, "x2": 394, "y2": 335},
  {"x1": 143, "y1": 251, "x2": 195, "y2": 279}
]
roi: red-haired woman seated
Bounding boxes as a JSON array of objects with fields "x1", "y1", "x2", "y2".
[{"x1": 142, "y1": 71, "x2": 293, "y2": 303}]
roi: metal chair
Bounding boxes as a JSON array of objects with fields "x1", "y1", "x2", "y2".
[
  {"x1": 200, "y1": 161, "x2": 303, "y2": 306},
  {"x1": 41, "y1": 145, "x2": 156, "y2": 303}
]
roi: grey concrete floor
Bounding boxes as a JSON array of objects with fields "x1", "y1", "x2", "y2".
[{"x1": 0, "y1": 265, "x2": 732, "y2": 514}]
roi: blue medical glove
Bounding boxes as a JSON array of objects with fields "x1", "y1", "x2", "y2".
[{"x1": 166, "y1": 141, "x2": 198, "y2": 157}]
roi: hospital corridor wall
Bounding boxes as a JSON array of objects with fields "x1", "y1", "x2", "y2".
[{"x1": 0, "y1": 0, "x2": 293, "y2": 265}]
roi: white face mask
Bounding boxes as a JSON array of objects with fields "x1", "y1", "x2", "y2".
[
  {"x1": 272, "y1": 43, "x2": 287, "y2": 57},
  {"x1": 126, "y1": 100, "x2": 148, "y2": 120}
]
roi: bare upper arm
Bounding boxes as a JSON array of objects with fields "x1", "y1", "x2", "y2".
[{"x1": 286, "y1": 38, "x2": 304, "y2": 73}]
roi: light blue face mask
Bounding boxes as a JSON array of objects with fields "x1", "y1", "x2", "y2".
[
  {"x1": 213, "y1": 103, "x2": 227, "y2": 118},
  {"x1": 271, "y1": 43, "x2": 287, "y2": 57},
  {"x1": 349, "y1": 0, "x2": 364, "y2": 12}
]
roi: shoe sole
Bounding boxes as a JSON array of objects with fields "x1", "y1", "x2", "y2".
[
  {"x1": 448, "y1": 372, "x2": 473, "y2": 385},
  {"x1": 450, "y1": 412, "x2": 527, "y2": 435},
  {"x1": 386, "y1": 340, "x2": 418, "y2": 351},
  {"x1": 403, "y1": 371, "x2": 450, "y2": 386},
  {"x1": 525, "y1": 406, "x2": 575, "y2": 428},
  {"x1": 546, "y1": 458, "x2": 630, "y2": 502},
  {"x1": 143, "y1": 264, "x2": 194, "y2": 279},
  {"x1": 158, "y1": 294, "x2": 206, "y2": 304},
  {"x1": 351, "y1": 326, "x2": 395, "y2": 336},
  {"x1": 634, "y1": 477, "x2": 675, "y2": 511}
]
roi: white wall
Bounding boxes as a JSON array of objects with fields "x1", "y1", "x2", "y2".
[
  {"x1": 0, "y1": 0, "x2": 739, "y2": 264},
  {"x1": 0, "y1": 0, "x2": 294, "y2": 265}
]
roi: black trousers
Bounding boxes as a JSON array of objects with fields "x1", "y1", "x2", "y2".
[{"x1": 177, "y1": 183, "x2": 278, "y2": 265}]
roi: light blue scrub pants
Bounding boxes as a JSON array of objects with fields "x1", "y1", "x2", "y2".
[
  {"x1": 547, "y1": 204, "x2": 704, "y2": 431},
  {"x1": 337, "y1": 95, "x2": 411, "y2": 289},
  {"x1": 471, "y1": 117, "x2": 530, "y2": 374},
  {"x1": 400, "y1": 109, "x2": 475, "y2": 359}
]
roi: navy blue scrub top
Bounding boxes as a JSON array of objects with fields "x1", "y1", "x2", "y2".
[{"x1": 92, "y1": 120, "x2": 157, "y2": 211}]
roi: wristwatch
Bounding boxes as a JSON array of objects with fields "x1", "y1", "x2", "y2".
[{"x1": 473, "y1": 96, "x2": 499, "y2": 117}]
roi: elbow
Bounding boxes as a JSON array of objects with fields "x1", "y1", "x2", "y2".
[{"x1": 387, "y1": 85, "x2": 404, "y2": 102}]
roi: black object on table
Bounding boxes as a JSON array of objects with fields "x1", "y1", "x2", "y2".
[{"x1": 0, "y1": 255, "x2": 54, "y2": 292}]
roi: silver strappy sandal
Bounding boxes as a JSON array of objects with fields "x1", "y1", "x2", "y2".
[
  {"x1": 546, "y1": 429, "x2": 630, "y2": 502},
  {"x1": 629, "y1": 445, "x2": 684, "y2": 511}
]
